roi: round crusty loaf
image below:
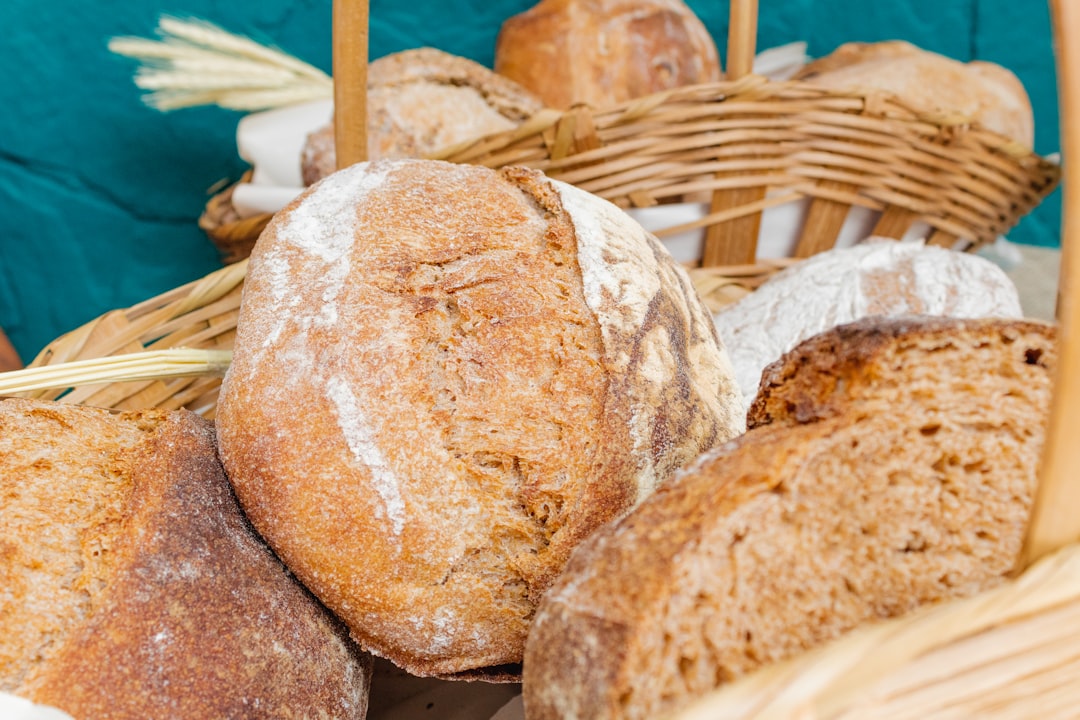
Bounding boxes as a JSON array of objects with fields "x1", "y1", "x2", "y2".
[
  {"x1": 301, "y1": 47, "x2": 544, "y2": 185},
  {"x1": 0, "y1": 398, "x2": 371, "y2": 719},
  {"x1": 712, "y1": 240, "x2": 1024, "y2": 399},
  {"x1": 216, "y1": 158, "x2": 745, "y2": 679},
  {"x1": 793, "y1": 40, "x2": 1034, "y2": 147},
  {"x1": 494, "y1": 0, "x2": 722, "y2": 110}
]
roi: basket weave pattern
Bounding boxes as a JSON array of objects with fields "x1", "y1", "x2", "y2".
[
  {"x1": 22, "y1": 260, "x2": 246, "y2": 417},
  {"x1": 434, "y1": 76, "x2": 1058, "y2": 259},
  {"x1": 201, "y1": 75, "x2": 1059, "y2": 273}
]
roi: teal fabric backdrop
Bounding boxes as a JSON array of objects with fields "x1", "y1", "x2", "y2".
[{"x1": 0, "y1": 0, "x2": 1061, "y2": 361}]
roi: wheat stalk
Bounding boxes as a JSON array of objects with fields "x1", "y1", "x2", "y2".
[
  {"x1": 0, "y1": 349, "x2": 233, "y2": 395},
  {"x1": 108, "y1": 16, "x2": 333, "y2": 111}
]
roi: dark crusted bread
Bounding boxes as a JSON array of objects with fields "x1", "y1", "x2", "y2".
[
  {"x1": 0, "y1": 398, "x2": 371, "y2": 719},
  {"x1": 748, "y1": 315, "x2": 1054, "y2": 428},
  {"x1": 522, "y1": 316, "x2": 1055, "y2": 720},
  {"x1": 216, "y1": 158, "x2": 745, "y2": 679}
]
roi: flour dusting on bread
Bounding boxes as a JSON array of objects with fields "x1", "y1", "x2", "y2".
[
  {"x1": 713, "y1": 241, "x2": 1023, "y2": 399},
  {"x1": 218, "y1": 159, "x2": 744, "y2": 678},
  {"x1": 326, "y1": 375, "x2": 406, "y2": 535},
  {"x1": 555, "y1": 179, "x2": 660, "y2": 347}
]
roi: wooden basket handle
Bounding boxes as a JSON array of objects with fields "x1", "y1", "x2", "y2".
[
  {"x1": 1019, "y1": 0, "x2": 1080, "y2": 567},
  {"x1": 726, "y1": 0, "x2": 759, "y2": 79},
  {"x1": 333, "y1": 0, "x2": 369, "y2": 169},
  {"x1": 329, "y1": 0, "x2": 760, "y2": 167}
]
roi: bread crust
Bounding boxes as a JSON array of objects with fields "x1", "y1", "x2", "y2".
[
  {"x1": 793, "y1": 40, "x2": 1034, "y2": 146},
  {"x1": 217, "y1": 158, "x2": 743, "y2": 678},
  {"x1": 0, "y1": 399, "x2": 371, "y2": 719},
  {"x1": 301, "y1": 47, "x2": 544, "y2": 184},
  {"x1": 494, "y1": 0, "x2": 721, "y2": 110},
  {"x1": 523, "y1": 316, "x2": 1056, "y2": 719},
  {"x1": 748, "y1": 315, "x2": 1056, "y2": 428}
]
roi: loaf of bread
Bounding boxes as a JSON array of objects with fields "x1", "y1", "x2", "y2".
[
  {"x1": 301, "y1": 47, "x2": 544, "y2": 184},
  {"x1": 494, "y1": 0, "x2": 722, "y2": 110},
  {"x1": 523, "y1": 316, "x2": 1055, "y2": 720},
  {"x1": 216, "y1": 158, "x2": 745, "y2": 679},
  {"x1": 793, "y1": 40, "x2": 1034, "y2": 147},
  {"x1": 0, "y1": 327, "x2": 20, "y2": 371},
  {"x1": 0, "y1": 398, "x2": 372, "y2": 719},
  {"x1": 712, "y1": 240, "x2": 1023, "y2": 399}
]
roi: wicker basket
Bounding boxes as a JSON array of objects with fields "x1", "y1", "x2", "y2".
[
  {"x1": 3, "y1": 1, "x2": 1078, "y2": 717},
  {"x1": 199, "y1": 0, "x2": 1059, "y2": 286},
  {"x1": 18, "y1": 259, "x2": 246, "y2": 418}
]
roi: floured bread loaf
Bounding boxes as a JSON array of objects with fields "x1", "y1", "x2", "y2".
[
  {"x1": 0, "y1": 398, "x2": 371, "y2": 719},
  {"x1": 494, "y1": 0, "x2": 721, "y2": 110},
  {"x1": 793, "y1": 40, "x2": 1034, "y2": 147},
  {"x1": 301, "y1": 47, "x2": 544, "y2": 184},
  {"x1": 216, "y1": 158, "x2": 745, "y2": 679},
  {"x1": 712, "y1": 240, "x2": 1023, "y2": 399},
  {"x1": 523, "y1": 316, "x2": 1055, "y2": 720}
]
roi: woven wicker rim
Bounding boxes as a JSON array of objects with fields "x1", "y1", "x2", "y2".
[{"x1": 201, "y1": 74, "x2": 1059, "y2": 269}]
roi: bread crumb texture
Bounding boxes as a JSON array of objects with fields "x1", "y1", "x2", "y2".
[
  {"x1": 522, "y1": 316, "x2": 1055, "y2": 720},
  {"x1": 0, "y1": 398, "x2": 371, "y2": 719},
  {"x1": 217, "y1": 158, "x2": 743, "y2": 677}
]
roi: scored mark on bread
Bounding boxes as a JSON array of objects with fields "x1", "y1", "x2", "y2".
[{"x1": 325, "y1": 376, "x2": 406, "y2": 536}]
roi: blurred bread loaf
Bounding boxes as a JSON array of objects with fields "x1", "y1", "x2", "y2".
[
  {"x1": 793, "y1": 40, "x2": 1034, "y2": 147},
  {"x1": 0, "y1": 398, "x2": 371, "y2": 719},
  {"x1": 494, "y1": 0, "x2": 722, "y2": 110},
  {"x1": 523, "y1": 316, "x2": 1055, "y2": 720},
  {"x1": 0, "y1": 327, "x2": 20, "y2": 371},
  {"x1": 712, "y1": 241, "x2": 1024, "y2": 399},
  {"x1": 302, "y1": 47, "x2": 544, "y2": 184},
  {"x1": 216, "y1": 158, "x2": 745, "y2": 679}
]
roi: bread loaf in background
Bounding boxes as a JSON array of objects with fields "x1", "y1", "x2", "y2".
[
  {"x1": 712, "y1": 240, "x2": 1024, "y2": 400},
  {"x1": 793, "y1": 40, "x2": 1035, "y2": 147},
  {"x1": 0, "y1": 399, "x2": 372, "y2": 719},
  {"x1": 523, "y1": 316, "x2": 1055, "y2": 720},
  {"x1": 0, "y1": 327, "x2": 20, "y2": 372},
  {"x1": 494, "y1": 0, "x2": 722, "y2": 110},
  {"x1": 302, "y1": 47, "x2": 544, "y2": 184},
  {"x1": 216, "y1": 158, "x2": 745, "y2": 679}
]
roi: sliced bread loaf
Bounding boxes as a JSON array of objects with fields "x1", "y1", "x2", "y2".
[
  {"x1": 0, "y1": 398, "x2": 371, "y2": 719},
  {"x1": 216, "y1": 158, "x2": 745, "y2": 679},
  {"x1": 522, "y1": 316, "x2": 1055, "y2": 720}
]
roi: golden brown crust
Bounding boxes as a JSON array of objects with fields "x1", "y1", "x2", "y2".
[
  {"x1": 218, "y1": 158, "x2": 743, "y2": 678},
  {"x1": 494, "y1": 0, "x2": 722, "y2": 110},
  {"x1": 366, "y1": 47, "x2": 545, "y2": 120},
  {"x1": 792, "y1": 40, "x2": 1034, "y2": 146},
  {"x1": 792, "y1": 40, "x2": 915, "y2": 78},
  {"x1": 301, "y1": 47, "x2": 544, "y2": 184},
  {"x1": 0, "y1": 399, "x2": 371, "y2": 719},
  {"x1": 523, "y1": 317, "x2": 1056, "y2": 720},
  {"x1": 747, "y1": 315, "x2": 1056, "y2": 428}
]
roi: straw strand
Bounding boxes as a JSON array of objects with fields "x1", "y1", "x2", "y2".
[{"x1": 0, "y1": 349, "x2": 232, "y2": 395}]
